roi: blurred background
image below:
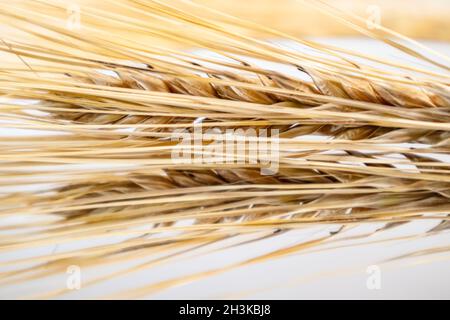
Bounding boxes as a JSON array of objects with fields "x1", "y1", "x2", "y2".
[{"x1": 73, "y1": 0, "x2": 450, "y2": 41}]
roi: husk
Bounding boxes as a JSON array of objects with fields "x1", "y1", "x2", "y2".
[{"x1": 0, "y1": 0, "x2": 449, "y2": 299}]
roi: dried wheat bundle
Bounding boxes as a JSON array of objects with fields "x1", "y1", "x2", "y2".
[{"x1": 0, "y1": 0, "x2": 449, "y2": 299}]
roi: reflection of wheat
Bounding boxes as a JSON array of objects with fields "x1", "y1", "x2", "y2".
[{"x1": 0, "y1": 0, "x2": 449, "y2": 299}]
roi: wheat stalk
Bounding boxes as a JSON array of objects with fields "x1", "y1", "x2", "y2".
[{"x1": 0, "y1": 0, "x2": 449, "y2": 299}]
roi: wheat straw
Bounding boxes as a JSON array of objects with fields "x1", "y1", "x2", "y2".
[{"x1": 0, "y1": 0, "x2": 449, "y2": 299}]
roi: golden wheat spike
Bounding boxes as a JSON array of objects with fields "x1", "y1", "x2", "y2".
[{"x1": 0, "y1": 0, "x2": 449, "y2": 299}]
